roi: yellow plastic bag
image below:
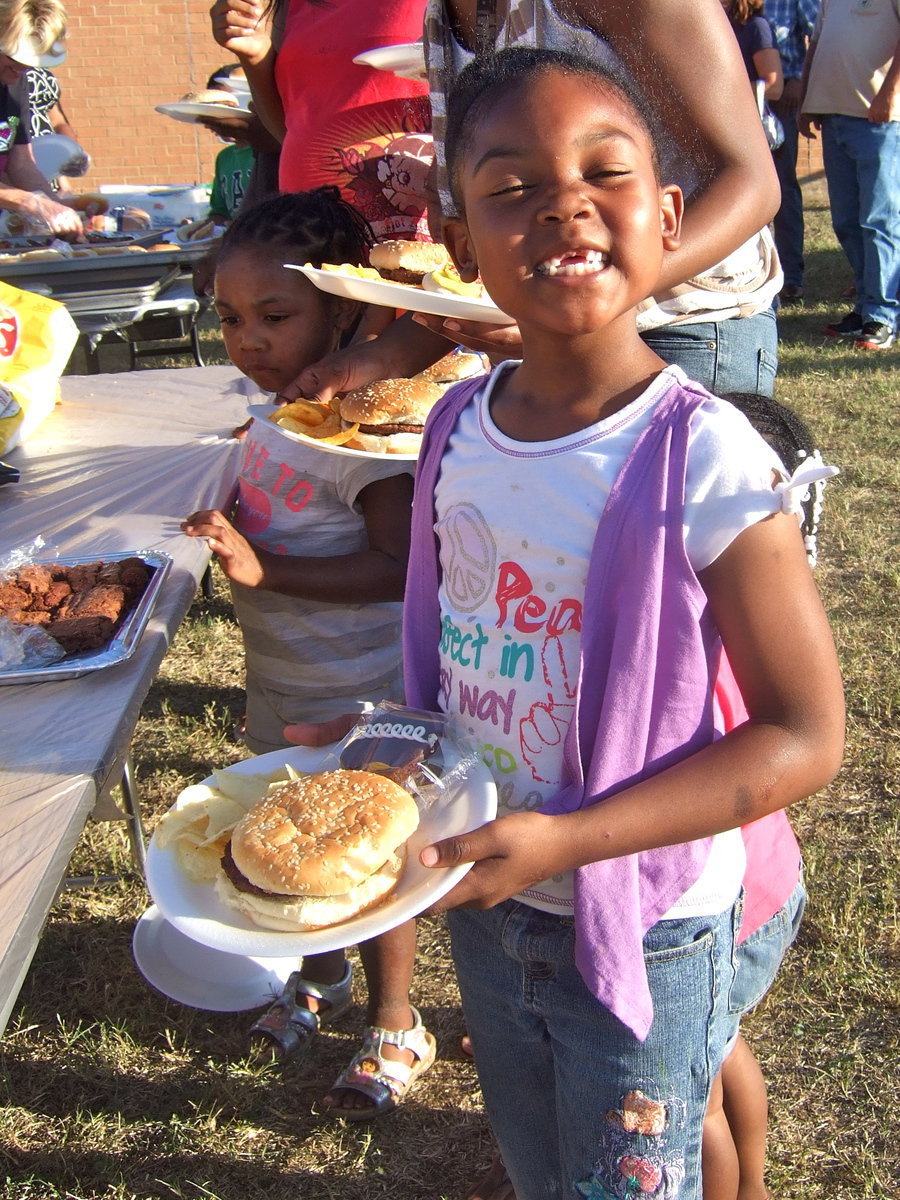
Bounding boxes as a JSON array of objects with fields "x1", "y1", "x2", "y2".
[{"x1": 0, "y1": 279, "x2": 78, "y2": 455}]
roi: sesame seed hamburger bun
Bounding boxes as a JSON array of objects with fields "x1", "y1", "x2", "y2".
[
  {"x1": 419, "y1": 351, "x2": 487, "y2": 390},
  {"x1": 369, "y1": 239, "x2": 451, "y2": 286},
  {"x1": 215, "y1": 770, "x2": 420, "y2": 931},
  {"x1": 339, "y1": 376, "x2": 444, "y2": 454}
]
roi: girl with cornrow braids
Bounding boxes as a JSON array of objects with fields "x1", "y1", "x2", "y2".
[{"x1": 183, "y1": 187, "x2": 434, "y2": 1120}]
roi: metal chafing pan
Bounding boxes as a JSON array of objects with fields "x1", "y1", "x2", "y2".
[
  {"x1": 0, "y1": 550, "x2": 172, "y2": 684},
  {"x1": 0, "y1": 241, "x2": 211, "y2": 288}
]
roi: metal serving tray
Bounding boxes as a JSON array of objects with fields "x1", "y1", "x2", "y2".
[
  {"x1": 0, "y1": 549, "x2": 172, "y2": 685},
  {"x1": 0, "y1": 243, "x2": 210, "y2": 288}
]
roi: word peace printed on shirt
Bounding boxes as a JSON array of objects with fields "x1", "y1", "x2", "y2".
[{"x1": 437, "y1": 500, "x2": 585, "y2": 815}]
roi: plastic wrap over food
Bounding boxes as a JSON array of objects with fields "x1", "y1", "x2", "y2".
[{"x1": 330, "y1": 701, "x2": 482, "y2": 814}]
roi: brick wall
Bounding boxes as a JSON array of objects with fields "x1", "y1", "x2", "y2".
[{"x1": 52, "y1": 1, "x2": 231, "y2": 191}]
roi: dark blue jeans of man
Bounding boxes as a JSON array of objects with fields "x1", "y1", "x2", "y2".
[{"x1": 772, "y1": 107, "x2": 805, "y2": 290}]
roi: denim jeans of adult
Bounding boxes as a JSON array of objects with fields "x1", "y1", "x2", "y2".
[
  {"x1": 641, "y1": 307, "x2": 778, "y2": 398},
  {"x1": 772, "y1": 108, "x2": 805, "y2": 289},
  {"x1": 448, "y1": 900, "x2": 738, "y2": 1200},
  {"x1": 821, "y1": 114, "x2": 900, "y2": 331}
]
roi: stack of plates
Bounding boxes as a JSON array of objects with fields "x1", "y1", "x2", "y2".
[{"x1": 132, "y1": 905, "x2": 296, "y2": 1012}]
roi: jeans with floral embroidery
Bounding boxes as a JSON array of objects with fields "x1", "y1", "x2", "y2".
[{"x1": 448, "y1": 900, "x2": 737, "y2": 1200}]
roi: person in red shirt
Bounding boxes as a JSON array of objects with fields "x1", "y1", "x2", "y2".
[{"x1": 210, "y1": 0, "x2": 432, "y2": 240}]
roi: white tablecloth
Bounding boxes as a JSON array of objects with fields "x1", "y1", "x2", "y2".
[{"x1": 0, "y1": 364, "x2": 248, "y2": 1034}]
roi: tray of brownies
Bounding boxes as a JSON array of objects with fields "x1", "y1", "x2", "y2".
[{"x1": 0, "y1": 550, "x2": 171, "y2": 683}]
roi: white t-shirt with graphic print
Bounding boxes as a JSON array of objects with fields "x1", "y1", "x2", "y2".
[{"x1": 434, "y1": 364, "x2": 783, "y2": 917}]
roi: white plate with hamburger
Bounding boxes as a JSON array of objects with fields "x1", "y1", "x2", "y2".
[
  {"x1": 247, "y1": 403, "x2": 420, "y2": 462},
  {"x1": 145, "y1": 744, "x2": 497, "y2": 958},
  {"x1": 352, "y1": 42, "x2": 427, "y2": 81},
  {"x1": 290, "y1": 263, "x2": 513, "y2": 325},
  {"x1": 156, "y1": 101, "x2": 253, "y2": 124},
  {"x1": 132, "y1": 904, "x2": 296, "y2": 1011}
]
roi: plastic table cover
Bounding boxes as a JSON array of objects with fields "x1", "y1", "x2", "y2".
[{"x1": 0, "y1": 364, "x2": 247, "y2": 1034}]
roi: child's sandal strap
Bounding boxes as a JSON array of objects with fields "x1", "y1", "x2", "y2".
[
  {"x1": 249, "y1": 964, "x2": 353, "y2": 1062},
  {"x1": 326, "y1": 1006, "x2": 437, "y2": 1120}
]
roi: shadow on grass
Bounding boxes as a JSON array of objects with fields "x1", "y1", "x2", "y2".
[{"x1": 2, "y1": 913, "x2": 484, "y2": 1200}]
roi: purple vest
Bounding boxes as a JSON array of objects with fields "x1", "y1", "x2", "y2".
[{"x1": 405, "y1": 369, "x2": 724, "y2": 1039}]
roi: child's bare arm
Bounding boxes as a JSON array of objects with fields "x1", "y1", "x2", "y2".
[
  {"x1": 422, "y1": 510, "x2": 845, "y2": 909},
  {"x1": 182, "y1": 473, "x2": 413, "y2": 603}
]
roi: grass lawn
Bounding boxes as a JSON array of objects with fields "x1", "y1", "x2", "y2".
[{"x1": 0, "y1": 174, "x2": 897, "y2": 1200}]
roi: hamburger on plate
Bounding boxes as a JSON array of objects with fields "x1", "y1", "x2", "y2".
[
  {"x1": 180, "y1": 88, "x2": 241, "y2": 108},
  {"x1": 369, "y1": 239, "x2": 452, "y2": 286},
  {"x1": 338, "y1": 376, "x2": 445, "y2": 455},
  {"x1": 215, "y1": 769, "x2": 420, "y2": 931},
  {"x1": 337, "y1": 353, "x2": 486, "y2": 454}
]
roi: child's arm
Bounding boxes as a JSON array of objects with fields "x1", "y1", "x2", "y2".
[
  {"x1": 182, "y1": 472, "x2": 414, "y2": 603},
  {"x1": 421, "y1": 510, "x2": 845, "y2": 909}
]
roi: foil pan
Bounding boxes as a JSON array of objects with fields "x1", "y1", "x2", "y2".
[{"x1": 0, "y1": 549, "x2": 172, "y2": 685}]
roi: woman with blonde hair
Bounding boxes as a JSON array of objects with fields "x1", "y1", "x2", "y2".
[{"x1": 0, "y1": 0, "x2": 81, "y2": 236}]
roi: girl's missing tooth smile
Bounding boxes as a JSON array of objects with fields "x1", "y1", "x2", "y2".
[
  {"x1": 442, "y1": 69, "x2": 682, "y2": 341},
  {"x1": 535, "y1": 249, "x2": 611, "y2": 278}
]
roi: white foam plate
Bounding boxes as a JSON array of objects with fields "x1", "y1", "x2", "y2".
[
  {"x1": 289, "y1": 263, "x2": 512, "y2": 325},
  {"x1": 145, "y1": 744, "x2": 497, "y2": 957},
  {"x1": 353, "y1": 42, "x2": 427, "y2": 81},
  {"x1": 132, "y1": 904, "x2": 296, "y2": 1011},
  {"x1": 247, "y1": 403, "x2": 420, "y2": 462},
  {"x1": 31, "y1": 133, "x2": 86, "y2": 180},
  {"x1": 155, "y1": 101, "x2": 253, "y2": 124}
]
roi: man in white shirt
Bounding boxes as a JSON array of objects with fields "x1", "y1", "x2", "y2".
[{"x1": 800, "y1": 0, "x2": 900, "y2": 349}]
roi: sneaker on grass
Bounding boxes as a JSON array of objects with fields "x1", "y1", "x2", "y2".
[
  {"x1": 825, "y1": 311, "x2": 863, "y2": 337},
  {"x1": 855, "y1": 322, "x2": 895, "y2": 350}
]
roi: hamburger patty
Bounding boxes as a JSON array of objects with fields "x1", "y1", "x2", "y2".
[
  {"x1": 220, "y1": 841, "x2": 297, "y2": 899},
  {"x1": 356, "y1": 421, "x2": 423, "y2": 436}
]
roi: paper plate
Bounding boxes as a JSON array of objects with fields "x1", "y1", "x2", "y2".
[
  {"x1": 31, "y1": 133, "x2": 86, "y2": 180},
  {"x1": 145, "y1": 744, "x2": 497, "y2": 958},
  {"x1": 155, "y1": 101, "x2": 252, "y2": 124},
  {"x1": 247, "y1": 404, "x2": 420, "y2": 462},
  {"x1": 132, "y1": 905, "x2": 296, "y2": 1011},
  {"x1": 353, "y1": 42, "x2": 427, "y2": 81},
  {"x1": 289, "y1": 263, "x2": 512, "y2": 325}
]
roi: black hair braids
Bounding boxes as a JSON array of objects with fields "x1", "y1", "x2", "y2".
[
  {"x1": 722, "y1": 392, "x2": 834, "y2": 567},
  {"x1": 220, "y1": 186, "x2": 374, "y2": 269}
]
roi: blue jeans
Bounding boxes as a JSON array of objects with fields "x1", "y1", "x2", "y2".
[
  {"x1": 821, "y1": 114, "x2": 900, "y2": 330},
  {"x1": 448, "y1": 900, "x2": 738, "y2": 1200},
  {"x1": 772, "y1": 108, "x2": 805, "y2": 289},
  {"x1": 641, "y1": 307, "x2": 778, "y2": 398},
  {"x1": 722, "y1": 877, "x2": 807, "y2": 1057}
]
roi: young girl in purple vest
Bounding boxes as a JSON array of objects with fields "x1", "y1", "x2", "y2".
[{"x1": 401, "y1": 47, "x2": 844, "y2": 1200}]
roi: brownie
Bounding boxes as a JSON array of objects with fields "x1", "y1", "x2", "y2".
[
  {"x1": 0, "y1": 583, "x2": 30, "y2": 616},
  {"x1": 46, "y1": 613, "x2": 117, "y2": 653},
  {"x1": 1, "y1": 558, "x2": 151, "y2": 657},
  {"x1": 15, "y1": 564, "x2": 54, "y2": 594}
]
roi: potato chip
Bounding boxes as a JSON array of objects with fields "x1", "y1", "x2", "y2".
[
  {"x1": 174, "y1": 834, "x2": 230, "y2": 883},
  {"x1": 196, "y1": 794, "x2": 245, "y2": 843},
  {"x1": 211, "y1": 767, "x2": 273, "y2": 809},
  {"x1": 317, "y1": 261, "x2": 382, "y2": 281},
  {"x1": 154, "y1": 794, "x2": 218, "y2": 850},
  {"x1": 275, "y1": 398, "x2": 328, "y2": 427}
]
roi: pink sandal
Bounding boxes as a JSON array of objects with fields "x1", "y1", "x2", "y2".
[{"x1": 323, "y1": 1005, "x2": 436, "y2": 1120}]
